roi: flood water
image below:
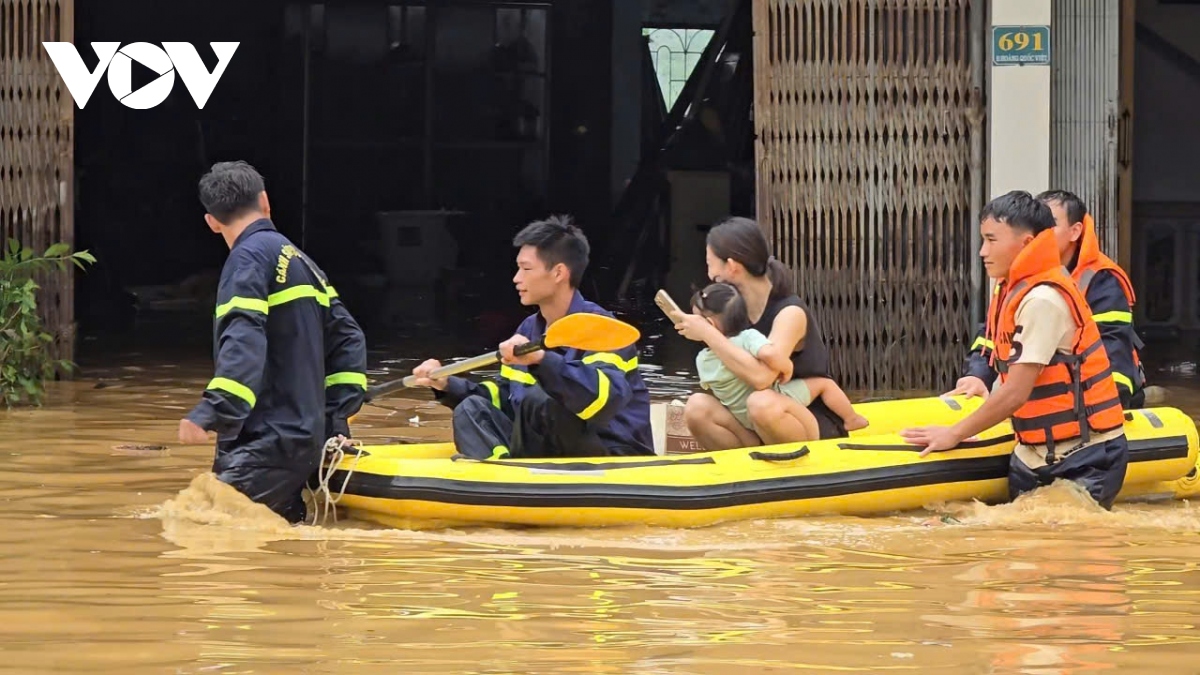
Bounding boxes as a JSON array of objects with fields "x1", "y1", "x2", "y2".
[{"x1": 2, "y1": 315, "x2": 1200, "y2": 674}]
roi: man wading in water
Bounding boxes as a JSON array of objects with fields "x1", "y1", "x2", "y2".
[{"x1": 179, "y1": 161, "x2": 368, "y2": 523}]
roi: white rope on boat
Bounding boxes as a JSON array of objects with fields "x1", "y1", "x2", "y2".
[{"x1": 309, "y1": 435, "x2": 363, "y2": 526}]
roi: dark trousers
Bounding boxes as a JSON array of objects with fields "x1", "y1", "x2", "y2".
[
  {"x1": 216, "y1": 465, "x2": 309, "y2": 524},
  {"x1": 452, "y1": 387, "x2": 638, "y2": 459},
  {"x1": 1008, "y1": 434, "x2": 1130, "y2": 510}
]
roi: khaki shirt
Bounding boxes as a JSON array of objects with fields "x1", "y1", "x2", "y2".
[{"x1": 1009, "y1": 286, "x2": 1122, "y2": 469}]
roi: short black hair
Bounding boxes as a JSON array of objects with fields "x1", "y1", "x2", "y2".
[
  {"x1": 691, "y1": 282, "x2": 750, "y2": 337},
  {"x1": 512, "y1": 215, "x2": 589, "y2": 288},
  {"x1": 1036, "y1": 189, "x2": 1088, "y2": 226},
  {"x1": 980, "y1": 190, "x2": 1055, "y2": 236},
  {"x1": 199, "y1": 161, "x2": 266, "y2": 223}
]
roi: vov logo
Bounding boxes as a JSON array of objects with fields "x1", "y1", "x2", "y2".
[{"x1": 41, "y1": 42, "x2": 239, "y2": 110}]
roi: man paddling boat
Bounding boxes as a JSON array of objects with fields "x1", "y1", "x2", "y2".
[{"x1": 411, "y1": 216, "x2": 654, "y2": 459}]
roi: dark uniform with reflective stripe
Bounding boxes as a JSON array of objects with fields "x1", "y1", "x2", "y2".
[
  {"x1": 1074, "y1": 267, "x2": 1145, "y2": 408},
  {"x1": 185, "y1": 219, "x2": 368, "y2": 522},
  {"x1": 435, "y1": 291, "x2": 654, "y2": 459},
  {"x1": 963, "y1": 283, "x2": 1006, "y2": 390}
]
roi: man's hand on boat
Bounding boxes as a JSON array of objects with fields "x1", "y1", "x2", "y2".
[
  {"x1": 899, "y1": 426, "x2": 977, "y2": 457},
  {"x1": 944, "y1": 375, "x2": 990, "y2": 399},
  {"x1": 178, "y1": 418, "x2": 211, "y2": 444},
  {"x1": 411, "y1": 360, "x2": 450, "y2": 390}
]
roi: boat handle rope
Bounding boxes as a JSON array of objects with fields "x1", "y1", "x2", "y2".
[
  {"x1": 748, "y1": 446, "x2": 810, "y2": 462},
  {"x1": 309, "y1": 436, "x2": 365, "y2": 526}
]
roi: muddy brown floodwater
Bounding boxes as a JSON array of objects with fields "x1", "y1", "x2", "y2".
[{"x1": 1, "y1": 330, "x2": 1199, "y2": 674}]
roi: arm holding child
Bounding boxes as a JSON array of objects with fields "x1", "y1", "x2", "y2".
[
  {"x1": 756, "y1": 341, "x2": 794, "y2": 384},
  {"x1": 675, "y1": 313, "x2": 781, "y2": 390}
]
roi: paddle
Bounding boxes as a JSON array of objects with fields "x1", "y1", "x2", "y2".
[{"x1": 364, "y1": 313, "x2": 642, "y2": 402}]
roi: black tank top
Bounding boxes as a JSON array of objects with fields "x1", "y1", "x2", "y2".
[{"x1": 752, "y1": 294, "x2": 847, "y2": 440}]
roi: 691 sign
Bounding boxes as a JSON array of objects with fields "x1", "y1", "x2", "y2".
[{"x1": 992, "y1": 25, "x2": 1051, "y2": 66}]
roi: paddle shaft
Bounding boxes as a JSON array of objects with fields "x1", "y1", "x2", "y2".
[
  {"x1": 365, "y1": 339, "x2": 545, "y2": 402},
  {"x1": 362, "y1": 311, "x2": 641, "y2": 403}
]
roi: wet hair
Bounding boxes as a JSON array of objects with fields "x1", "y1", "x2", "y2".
[
  {"x1": 706, "y1": 217, "x2": 793, "y2": 300},
  {"x1": 198, "y1": 160, "x2": 266, "y2": 223},
  {"x1": 980, "y1": 190, "x2": 1055, "y2": 236},
  {"x1": 1036, "y1": 189, "x2": 1088, "y2": 226},
  {"x1": 513, "y1": 214, "x2": 590, "y2": 288},
  {"x1": 691, "y1": 282, "x2": 750, "y2": 337}
]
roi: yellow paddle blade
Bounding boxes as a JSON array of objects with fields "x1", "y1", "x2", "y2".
[{"x1": 544, "y1": 313, "x2": 641, "y2": 352}]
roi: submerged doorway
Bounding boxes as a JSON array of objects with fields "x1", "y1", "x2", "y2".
[
  {"x1": 1128, "y1": 0, "x2": 1200, "y2": 339},
  {"x1": 293, "y1": 2, "x2": 552, "y2": 325}
]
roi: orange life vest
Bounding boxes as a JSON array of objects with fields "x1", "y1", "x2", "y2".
[
  {"x1": 1072, "y1": 214, "x2": 1144, "y2": 378},
  {"x1": 985, "y1": 229, "x2": 1125, "y2": 457},
  {"x1": 1072, "y1": 214, "x2": 1136, "y2": 305}
]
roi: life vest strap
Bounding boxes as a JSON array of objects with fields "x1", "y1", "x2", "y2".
[
  {"x1": 1046, "y1": 339, "x2": 1103, "y2": 367},
  {"x1": 996, "y1": 338, "x2": 1102, "y2": 376},
  {"x1": 1028, "y1": 367, "x2": 1113, "y2": 399},
  {"x1": 1012, "y1": 395, "x2": 1122, "y2": 437}
]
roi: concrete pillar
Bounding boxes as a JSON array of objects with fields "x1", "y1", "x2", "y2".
[{"x1": 989, "y1": 0, "x2": 1053, "y2": 198}]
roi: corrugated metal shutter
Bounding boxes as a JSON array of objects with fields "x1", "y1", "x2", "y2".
[
  {"x1": 0, "y1": 0, "x2": 76, "y2": 361},
  {"x1": 1050, "y1": 0, "x2": 1121, "y2": 254},
  {"x1": 753, "y1": 0, "x2": 982, "y2": 393}
]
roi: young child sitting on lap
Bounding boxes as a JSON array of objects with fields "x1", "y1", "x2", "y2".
[{"x1": 692, "y1": 282, "x2": 868, "y2": 438}]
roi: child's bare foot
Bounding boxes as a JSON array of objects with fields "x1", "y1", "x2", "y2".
[{"x1": 844, "y1": 414, "x2": 869, "y2": 431}]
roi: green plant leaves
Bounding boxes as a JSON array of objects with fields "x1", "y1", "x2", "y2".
[
  {"x1": 43, "y1": 243, "x2": 70, "y2": 258},
  {"x1": 0, "y1": 240, "x2": 96, "y2": 407}
]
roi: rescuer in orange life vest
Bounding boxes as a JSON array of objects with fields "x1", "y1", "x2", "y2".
[
  {"x1": 951, "y1": 190, "x2": 1147, "y2": 409},
  {"x1": 901, "y1": 190, "x2": 1129, "y2": 509}
]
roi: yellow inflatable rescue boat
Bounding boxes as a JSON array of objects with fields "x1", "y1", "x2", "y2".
[{"x1": 323, "y1": 396, "x2": 1200, "y2": 529}]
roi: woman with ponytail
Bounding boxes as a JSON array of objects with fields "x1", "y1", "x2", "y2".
[{"x1": 674, "y1": 217, "x2": 850, "y2": 448}]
